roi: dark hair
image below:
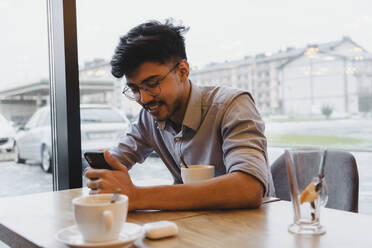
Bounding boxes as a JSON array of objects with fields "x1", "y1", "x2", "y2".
[{"x1": 110, "y1": 19, "x2": 189, "y2": 78}]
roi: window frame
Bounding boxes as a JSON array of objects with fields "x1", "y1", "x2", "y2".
[{"x1": 47, "y1": 0, "x2": 82, "y2": 190}]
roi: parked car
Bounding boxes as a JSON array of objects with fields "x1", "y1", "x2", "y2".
[
  {"x1": 14, "y1": 105, "x2": 130, "y2": 173},
  {"x1": 0, "y1": 113, "x2": 16, "y2": 153}
]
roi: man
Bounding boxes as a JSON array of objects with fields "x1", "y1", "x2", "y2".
[{"x1": 85, "y1": 20, "x2": 275, "y2": 211}]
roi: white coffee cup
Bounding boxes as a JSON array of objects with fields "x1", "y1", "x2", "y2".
[
  {"x1": 73, "y1": 194, "x2": 128, "y2": 242},
  {"x1": 181, "y1": 165, "x2": 215, "y2": 184}
]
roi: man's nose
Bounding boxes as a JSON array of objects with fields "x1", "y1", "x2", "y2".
[{"x1": 138, "y1": 88, "x2": 154, "y2": 104}]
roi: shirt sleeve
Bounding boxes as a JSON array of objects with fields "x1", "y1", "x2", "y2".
[
  {"x1": 220, "y1": 93, "x2": 274, "y2": 196},
  {"x1": 110, "y1": 110, "x2": 154, "y2": 169}
]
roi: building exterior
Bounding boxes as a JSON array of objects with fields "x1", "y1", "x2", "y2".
[
  {"x1": 1, "y1": 37, "x2": 371, "y2": 124},
  {"x1": 190, "y1": 37, "x2": 372, "y2": 116},
  {"x1": 79, "y1": 59, "x2": 141, "y2": 119},
  {"x1": 0, "y1": 59, "x2": 133, "y2": 124}
]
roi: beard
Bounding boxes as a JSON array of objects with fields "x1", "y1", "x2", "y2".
[
  {"x1": 142, "y1": 94, "x2": 183, "y2": 122},
  {"x1": 141, "y1": 77, "x2": 187, "y2": 122}
]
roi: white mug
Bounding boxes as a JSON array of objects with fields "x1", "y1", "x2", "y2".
[
  {"x1": 73, "y1": 194, "x2": 128, "y2": 242},
  {"x1": 181, "y1": 165, "x2": 215, "y2": 184}
]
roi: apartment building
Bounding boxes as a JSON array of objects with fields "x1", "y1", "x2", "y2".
[{"x1": 190, "y1": 37, "x2": 372, "y2": 116}]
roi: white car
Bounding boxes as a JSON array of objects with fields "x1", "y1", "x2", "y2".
[
  {"x1": 14, "y1": 105, "x2": 130, "y2": 173},
  {"x1": 0, "y1": 113, "x2": 16, "y2": 153}
]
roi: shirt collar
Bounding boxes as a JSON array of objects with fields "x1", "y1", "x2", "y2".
[
  {"x1": 156, "y1": 81, "x2": 202, "y2": 132},
  {"x1": 182, "y1": 82, "x2": 202, "y2": 131}
]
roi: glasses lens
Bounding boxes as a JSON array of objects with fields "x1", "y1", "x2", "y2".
[
  {"x1": 146, "y1": 85, "x2": 161, "y2": 96},
  {"x1": 123, "y1": 87, "x2": 137, "y2": 100}
]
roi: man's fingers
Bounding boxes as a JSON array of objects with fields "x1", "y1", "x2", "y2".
[
  {"x1": 87, "y1": 179, "x2": 102, "y2": 190},
  {"x1": 85, "y1": 168, "x2": 105, "y2": 179},
  {"x1": 104, "y1": 150, "x2": 128, "y2": 172}
]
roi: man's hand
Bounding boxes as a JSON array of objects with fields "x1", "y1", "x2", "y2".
[
  {"x1": 85, "y1": 151, "x2": 263, "y2": 211},
  {"x1": 84, "y1": 150, "x2": 138, "y2": 211}
]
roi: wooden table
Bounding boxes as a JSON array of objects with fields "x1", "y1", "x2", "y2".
[{"x1": 0, "y1": 188, "x2": 371, "y2": 248}]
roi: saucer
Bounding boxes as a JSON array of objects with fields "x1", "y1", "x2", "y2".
[{"x1": 55, "y1": 222, "x2": 144, "y2": 248}]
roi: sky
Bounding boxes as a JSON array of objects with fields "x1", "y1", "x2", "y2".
[{"x1": 1, "y1": 0, "x2": 371, "y2": 89}]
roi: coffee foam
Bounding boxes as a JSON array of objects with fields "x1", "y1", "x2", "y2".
[
  {"x1": 76, "y1": 195, "x2": 113, "y2": 205},
  {"x1": 186, "y1": 165, "x2": 213, "y2": 169}
]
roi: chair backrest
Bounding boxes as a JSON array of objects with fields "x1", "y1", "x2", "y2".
[{"x1": 270, "y1": 150, "x2": 359, "y2": 212}]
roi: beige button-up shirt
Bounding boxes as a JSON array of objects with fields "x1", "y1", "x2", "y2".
[{"x1": 111, "y1": 83, "x2": 275, "y2": 196}]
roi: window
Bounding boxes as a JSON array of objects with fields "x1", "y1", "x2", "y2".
[
  {"x1": 76, "y1": 0, "x2": 370, "y2": 214},
  {"x1": 81, "y1": 107, "x2": 127, "y2": 124},
  {"x1": 0, "y1": 0, "x2": 53, "y2": 197},
  {"x1": 3, "y1": 0, "x2": 370, "y2": 216}
]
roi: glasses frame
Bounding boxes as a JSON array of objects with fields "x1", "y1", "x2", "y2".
[{"x1": 122, "y1": 62, "x2": 180, "y2": 101}]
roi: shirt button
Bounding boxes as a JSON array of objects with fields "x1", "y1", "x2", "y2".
[{"x1": 174, "y1": 137, "x2": 181, "y2": 142}]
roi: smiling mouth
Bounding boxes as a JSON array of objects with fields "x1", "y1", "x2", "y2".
[{"x1": 144, "y1": 102, "x2": 163, "y2": 113}]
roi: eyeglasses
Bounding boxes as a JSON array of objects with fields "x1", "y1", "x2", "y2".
[{"x1": 122, "y1": 62, "x2": 180, "y2": 101}]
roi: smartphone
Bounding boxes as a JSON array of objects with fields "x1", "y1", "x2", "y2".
[{"x1": 84, "y1": 152, "x2": 113, "y2": 170}]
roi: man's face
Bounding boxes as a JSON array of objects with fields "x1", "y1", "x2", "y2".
[{"x1": 125, "y1": 61, "x2": 188, "y2": 122}]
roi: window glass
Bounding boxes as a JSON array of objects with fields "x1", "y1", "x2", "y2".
[
  {"x1": 71, "y1": 0, "x2": 371, "y2": 214},
  {"x1": 41, "y1": 109, "x2": 51, "y2": 127},
  {"x1": 25, "y1": 111, "x2": 41, "y2": 129},
  {"x1": 81, "y1": 108, "x2": 126, "y2": 123},
  {"x1": 0, "y1": 0, "x2": 53, "y2": 201}
]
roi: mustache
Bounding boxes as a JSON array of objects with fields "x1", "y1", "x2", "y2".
[{"x1": 143, "y1": 101, "x2": 164, "y2": 109}]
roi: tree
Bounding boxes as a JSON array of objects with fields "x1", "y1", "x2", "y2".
[{"x1": 321, "y1": 104, "x2": 333, "y2": 119}]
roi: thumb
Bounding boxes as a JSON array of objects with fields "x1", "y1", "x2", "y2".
[{"x1": 103, "y1": 150, "x2": 128, "y2": 173}]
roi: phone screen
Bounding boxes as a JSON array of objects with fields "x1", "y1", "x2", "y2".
[{"x1": 84, "y1": 152, "x2": 113, "y2": 170}]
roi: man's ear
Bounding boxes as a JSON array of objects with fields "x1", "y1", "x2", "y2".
[{"x1": 178, "y1": 59, "x2": 189, "y2": 83}]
